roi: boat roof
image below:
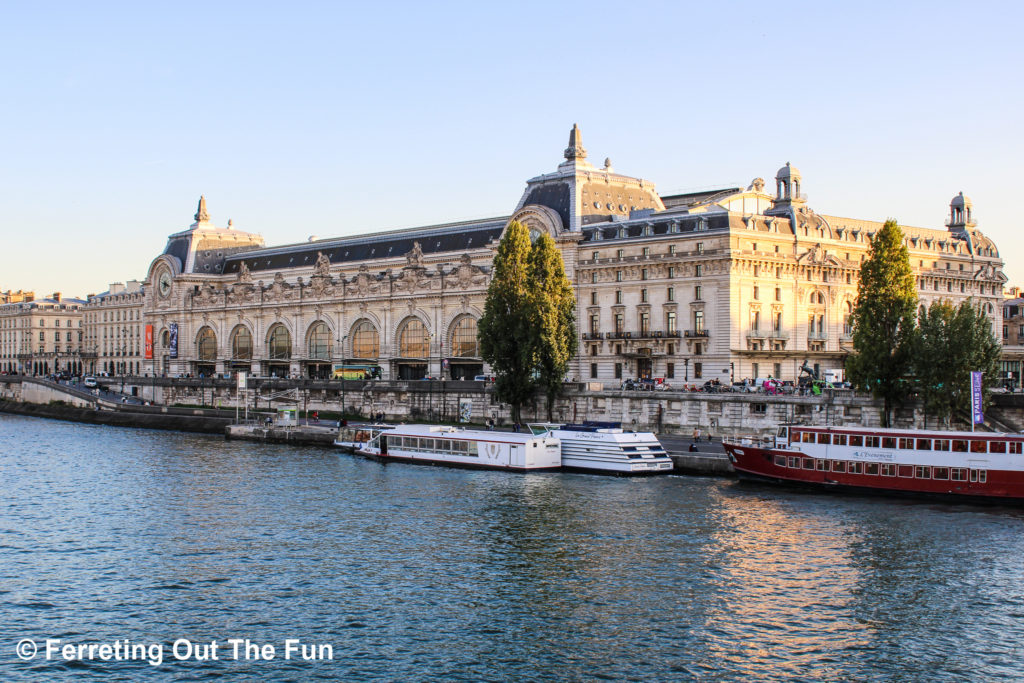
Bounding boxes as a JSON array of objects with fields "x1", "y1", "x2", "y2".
[
  {"x1": 789, "y1": 424, "x2": 1024, "y2": 439},
  {"x1": 387, "y1": 424, "x2": 552, "y2": 444}
]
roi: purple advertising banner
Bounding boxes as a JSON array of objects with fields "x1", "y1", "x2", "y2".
[{"x1": 971, "y1": 371, "x2": 984, "y2": 424}]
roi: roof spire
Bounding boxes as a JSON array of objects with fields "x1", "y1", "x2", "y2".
[
  {"x1": 564, "y1": 123, "x2": 587, "y2": 161},
  {"x1": 194, "y1": 195, "x2": 209, "y2": 223}
]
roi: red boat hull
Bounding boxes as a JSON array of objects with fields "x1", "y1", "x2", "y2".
[{"x1": 724, "y1": 442, "x2": 1024, "y2": 505}]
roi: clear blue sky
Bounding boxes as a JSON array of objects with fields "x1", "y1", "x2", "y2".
[{"x1": 2, "y1": 1, "x2": 1021, "y2": 296}]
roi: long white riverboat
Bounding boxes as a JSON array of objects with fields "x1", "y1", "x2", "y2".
[
  {"x1": 528, "y1": 422, "x2": 674, "y2": 475},
  {"x1": 337, "y1": 423, "x2": 561, "y2": 471}
]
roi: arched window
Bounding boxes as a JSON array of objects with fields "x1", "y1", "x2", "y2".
[
  {"x1": 160, "y1": 329, "x2": 169, "y2": 348},
  {"x1": 307, "y1": 322, "x2": 332, "y2": 360},
  {"x1": 351, "y1": 321, "x2": 379, "y2": 359},
  {"x1": 809, "y1": 291, "x2": 826, "y2": 305},
  {"x1": 450, "y1": 317, "x2": 479, "y2": 357},
  {"x1": 399, "y1": 319, "x2": 429, "y2": 357},
  {"x1": 197, "y1": 327, "x2": 217, "y2": 361},
  {"x1": 267, "y1": 324, "x2": 291, "y2": 360},
  {"x1": 231, "y1": 326, "x2": 252, "y2": 360}
]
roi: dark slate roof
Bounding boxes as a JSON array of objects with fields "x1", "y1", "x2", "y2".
[
  {"x1": 163, "y1": 237, "x2": 191, "y2": 268},
  {"x1": 660, "y1": 188, "x2": 740, "y2": 209},
  {"x1": 223, "y1": 217, "x2": 508, "y2": 275},
  {"x1": 519, "y1": 182, "x2": 571, "y2": 232}
]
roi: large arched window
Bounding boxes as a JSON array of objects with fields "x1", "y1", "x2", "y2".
[
  {"x1": 267, "y1": 324, "x2": 291, "y2": 360},
  {"x1": 160, "y1": 329, "x2": 169, "y2": 348},
  {"x1": 231, "y1": 325, "x2": 252, "y2": 360},
  {"x1": 197, "y1": 327, "x2": 217, "y2": 361},
  {"x1": 307, "y1": 321, "x2": 332, "y2": 360},
  {"x1": 351, "y1": 321, "x2": 379, "y2": 359},
  {"x1": 399, "y1": 319, "x2": 429, "y2": 357},
  {"x1": 450, "y1": 317, "x2": 478, "y2": 357}
]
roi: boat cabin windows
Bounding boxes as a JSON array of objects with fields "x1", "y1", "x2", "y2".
[
  {"x1": 970, "y1": 441, "x2": 987, "y2": 454},
  {"x1": 881, "y1": 464, "x2": 898, "y2": 476},
  {"x1": 818, "y1": 433, "x2": 830, "y2": 445},
  {"x1": 849, "y1": 462, "x2": 862, "y2": 474},
  {"x1": 951, "y1": 468, "x2": 968, "y2": 481},
  {"x1": 915, "y1": 466, "x2": 931, "y2": 479},
  {"x1": 1011, "y1": 443, "x2": 1023, "y2": 454},
  {"x1": 898, "y1": 438, "x2": 913, "y2": 449},
  {"x1": 979, "y1": 470, "x2": 987, "y2": 483},
  {"x1": 915, "y1": 438, "x2": 931, "y2": 450},
  {"x1": 775, "y1": 455, "x2": 786, "y2": 467},
  {"x1": 391, "y1": 435, "x2": 479, "y2": 456},
  {"x1": 816, "y1": 459, "x2": 828, "y2": 471},
  {"x1": 849, "y1": 435, "x2": 863, "y2": 447},
  {"x1": 832, "y1": 461, "x2": 846, "y2": 473},
  {"x1": 933, "y1": 467, "x2": 950, "y2": 480},
  {"x1": 801, "y1": 432, "x2": 814, "y2": 444},
  {"x1": 988, "y1": 441, "x2": 1007, "y2": 454},
  {"x1": 934, "y1": 439, "x2": 950, "y2": 451},
  {"x1": 865, "y1": 463, "x2": 879, "y2": 475},
  {"x1": 898, "y1": 465, "x2": 914, "y2": 478},
  {"x1": 952, "y1": 440, "x2": 968, "y2": 452},
  {"x1": 788, "y1": 456, "x2": 800, "y2": 468},
  {"x1": 802, "y1": 458, "x2": 814, "y2": 470},
  {"x1": 865, "y1": 436, "x2": 879, "y2": 448},
  {"x1": 883, "y1": 437, "x2": 897, "y2": 449},
  {"x1": 834, "y1": 434, "x2": 847, "y2": 446}
]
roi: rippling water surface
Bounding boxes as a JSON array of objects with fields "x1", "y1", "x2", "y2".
[{"x1": 2, "y1": 414, "x2": 1024, "y2": 681}]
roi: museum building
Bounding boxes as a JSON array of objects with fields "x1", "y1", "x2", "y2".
[{"x1": 140, "y1": 126, "x2": 1006, "y2": 385}]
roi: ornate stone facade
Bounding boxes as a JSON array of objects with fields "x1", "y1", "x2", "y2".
[{"x1": 140, "y1": 127, "x2": 1007, "y2": 386}]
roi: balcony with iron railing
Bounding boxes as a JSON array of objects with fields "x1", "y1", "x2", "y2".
[{"x1": 684, "y1": 329, "x2": 709, "y2": 338}]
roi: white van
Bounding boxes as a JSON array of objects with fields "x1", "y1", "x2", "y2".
[{"x1": 83, "y1": 376, "x2": 98, "y2": 388}]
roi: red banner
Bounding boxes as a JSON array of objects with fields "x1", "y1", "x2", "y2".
[{"x1": 144, "y1": 324, "x2": 153, "y2": 359}]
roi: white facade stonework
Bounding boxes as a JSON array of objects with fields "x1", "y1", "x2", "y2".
[{"x1": 139, "y1": 129, "x2": 1007, "y2": 386}]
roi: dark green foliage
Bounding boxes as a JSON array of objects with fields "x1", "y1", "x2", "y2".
[
  {"x1": 846, "y1": 219, "x2": 918, "y2": 426},
  {"x1": 478, "y1": 222, "x2": 577, "y2": 423},
  {"x1": 478, "y1": 221, "x2": 536, "y2": 423},
  {"x1": 916, "y1": 300, "x2": 1001, "y2": 426},
  {"x1": 528, "y1": 233, "x2": 577, "y2": 421}
]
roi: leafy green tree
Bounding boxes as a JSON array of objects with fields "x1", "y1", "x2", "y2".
[
  {"x1": 916, "y1": 300, "x2": 1001, "y2": 426},
  {"x1": 915, "y1": 301, "x2": 957, "y2": 425},
  {"x1": 527, "y1": 233, "x2": 577, "y2": 421},
  {"x1": 846, "y1": 219, "x2": 918, "y2": 426},
  {"x1": 478, "y1": 221, "x2": 535, "y2": 423}
]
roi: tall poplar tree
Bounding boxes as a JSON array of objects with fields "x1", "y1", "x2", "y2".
[
  {"x1": 478, "y1": 221, "x2": 535, "y2": 423},
  {"x1": 527, "y1": 233, "x2": 577, "y2": 421},
  {"x1": 846, "y1": 219, "x2": 918, "y2": 427}
]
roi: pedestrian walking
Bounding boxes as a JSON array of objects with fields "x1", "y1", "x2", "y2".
[{"x1": 693, "y1": 427, "x2": 700, "y2": 442}]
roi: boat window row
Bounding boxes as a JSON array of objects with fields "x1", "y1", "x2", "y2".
[
  {"x1": 796, "y1": 431, "x2": 1022, "y2": 454},
  {"x1": 390, "y1": 436, "x2": 479, "y2": 456},
  {"x1": 775, "y1": 455, "x2": 987, "y2": 482}
]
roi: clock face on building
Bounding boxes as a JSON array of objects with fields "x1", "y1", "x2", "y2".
[{"x1": 157, "y1": 270, "x2": 172, "y2": 298}]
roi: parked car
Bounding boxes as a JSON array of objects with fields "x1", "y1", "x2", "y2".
[{"x1": 83, "y1": 377, "x2": 98, "y2": 388}]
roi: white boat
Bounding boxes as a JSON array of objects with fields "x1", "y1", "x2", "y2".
[
  {"x1": 341, "y1": 423, "x2": 561, "y2": 471},
  {"x1": 528, "y1": 422, "x2": 675, "y2": 475}
]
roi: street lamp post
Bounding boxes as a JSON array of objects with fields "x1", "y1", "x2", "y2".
[{"x1": 338, "y1": 334, "x2": 348, "y2": 419}]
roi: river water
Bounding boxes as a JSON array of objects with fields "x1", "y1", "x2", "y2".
[{"x1": 2, "y1": 414, "x2": 1023, "y2": 681}]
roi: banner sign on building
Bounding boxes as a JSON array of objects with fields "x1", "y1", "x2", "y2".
[
  {"x1": 971, "y1": 371, "x2": 984, "y2": 424},
  {"x1": 144, "y1": 324, "x2": 153, "y2": 359},
  {"x1": 169, "y1": 323, "x2": 178, "y2": 359}
]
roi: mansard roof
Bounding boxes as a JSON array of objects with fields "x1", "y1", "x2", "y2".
[{"x1": 222, "y1": 216, "x2": 508, "y2": 275}]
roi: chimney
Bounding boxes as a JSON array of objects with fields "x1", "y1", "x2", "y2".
[{"x1": 53, "y1": 292, "x2": 61, "y2": 302}]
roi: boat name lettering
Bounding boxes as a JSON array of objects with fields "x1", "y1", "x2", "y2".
[{"x1": 851, "y1": 450, "x2": 894, "y2": 461}]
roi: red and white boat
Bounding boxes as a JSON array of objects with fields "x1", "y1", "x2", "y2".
[{"x1": 723, "y1": 424, "x2": 1024, "y2": 504}]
